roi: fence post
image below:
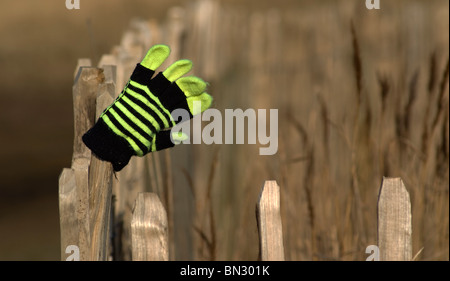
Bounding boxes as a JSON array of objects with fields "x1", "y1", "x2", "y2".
[
  {"x1": 256, "y1": 180, "x2": 285, "y2": 261},
  {"x1": 88, "y1": 65, "x2": 116, "y2": 261},
  {"x1": 377, "y1": 177, "x2": 412, "y2": 261},
  {"x1": 59, "y1": 66, "x2": 104, "y2": 260},
  {"x1": 131, "y1": 192, "x2": 169, "y2": 261},
  {"x1": 59, "y1": 168, "x2": 82, "y2": 260},
  {"x1": 72, "y1": 67, "x2": 103, "y2": 164}
]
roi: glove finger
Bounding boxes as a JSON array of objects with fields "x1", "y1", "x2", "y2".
[
  {"x1": 175, "y1": 76, "x2": 207, "y2": 97},
  {"x1": 187, "y1": 92, "x2": 213, "y2": 115},
  {"x1": 150, "y1": 130, "x2": 189, "y2": 152},
  {"x1": 141, "y1": 44, "x2": 171, "y2": 71},
  {"x1": 162, "y1": 60, "x2": 193, "y2": 82}
]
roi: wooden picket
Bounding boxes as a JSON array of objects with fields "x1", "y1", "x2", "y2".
[
  {"x1": 131, "y1": 193, "x2": 169, "y2": 261},
  {"x1": 377, "y1": 177, "x2": 412, "y2": 261},
  {"x1": 257, "y1": 181, "x2": 285, "y2": 261}
]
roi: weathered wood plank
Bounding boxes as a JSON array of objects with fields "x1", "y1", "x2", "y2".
[
  {"x1": 88, "y1": 65, "x2": 116, "y2": 261},
  {"x1": 256, "y1": 180, "x2": 285, "y2": 261},
  {"x1": 60, "y1": 66, "x2": 104, "y2": 261},
  {"x1": 131, "y1": 192, "x2": 169, "y2": 261},
  {"x1": 72, "y1": 161, "x2": 92, "y2": 261},
  {"x1": 74, "y1": 58, "x2": 92, "y2": 78},
  {"x1": 72, "y1": 67, "x2": 104, "y2": 165},
  {"x1": 377, "y1": 177, "x2": 412, "y2": 261},
  {"x1": 88, "y1": 157, "x2": 113, "y2": 261},
  {"x1": 59, "y1": 168, "x2": 79, "y2": 260},
  {"x1": 59, "y1": 163, "x2": 91, "y2": 261}
]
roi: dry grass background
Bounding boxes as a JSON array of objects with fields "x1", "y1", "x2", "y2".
[{"x1": 0, "y1": 0, "x2": 448, "y2": 260}]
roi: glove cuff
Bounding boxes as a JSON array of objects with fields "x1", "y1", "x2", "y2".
[{"x1": 82, "y1": 119, "x2": 134, "y2": 171}]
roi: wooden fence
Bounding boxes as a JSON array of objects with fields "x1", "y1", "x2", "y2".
[
  {"x1": 59, "y1": 62, "x2": 413, "y2": 261},
  {"x1": 60, "y1": 126, "x2": 412, "y2": 262},
  {"x1": 59, "y1": 1, "x2": 417, "y2": 261}
]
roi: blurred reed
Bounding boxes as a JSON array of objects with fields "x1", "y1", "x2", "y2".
[{"x1": 176, "y1": 0, "x2": 448, "y2": 261}]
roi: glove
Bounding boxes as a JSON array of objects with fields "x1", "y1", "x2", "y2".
[{"x1": 82, "y1": 44, "x2": 212, "y2": 171}]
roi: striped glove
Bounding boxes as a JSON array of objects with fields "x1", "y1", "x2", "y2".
[{"x1": 82, "y1": 44, "x2": 212, "y2": 171}]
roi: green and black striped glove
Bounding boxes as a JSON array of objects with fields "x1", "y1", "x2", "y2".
[{"x1": 82, "y1": 44, "x2": 212, "y2": 171}]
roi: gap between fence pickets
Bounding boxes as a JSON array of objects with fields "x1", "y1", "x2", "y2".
[{"x1": 128, "y1": 182, "x2": 285, "y2": 262}]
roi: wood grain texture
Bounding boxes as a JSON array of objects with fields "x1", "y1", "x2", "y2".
[
  {"x1": 131, "y1": 192, "x2": 169, "y2": 261},
  {"x1": 72, "y1": 67, "x2": 104, "y2": 166},
  {"x1": 59, "y1": 168, "x2": 79, "y2": 260},
  {"x1": 256, "y1": 181, "x2": 285, "y2": 261},
  {"x1": 89, "y1": 65, "x2": 116, "y2": 261},
  {"x1": 377, "y1": 177, "x2": 412, "y2": 261}
]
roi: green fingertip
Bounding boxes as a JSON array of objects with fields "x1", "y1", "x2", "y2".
[
  {"x1": 176, "y1": 76, "x2": 207, "y2": 97},
  {"x1": 171, "y1": 132, "x2": 189, "y2": 144},
  {"x1": 141, "y1": 45, "x2": 171, "y2": 71},
  {"x1": 187, "y1": 93, "x2": 213, "y2": 115},
  {"x1": 163, "y1": 59, "x2": 193, "y2": 82}
]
